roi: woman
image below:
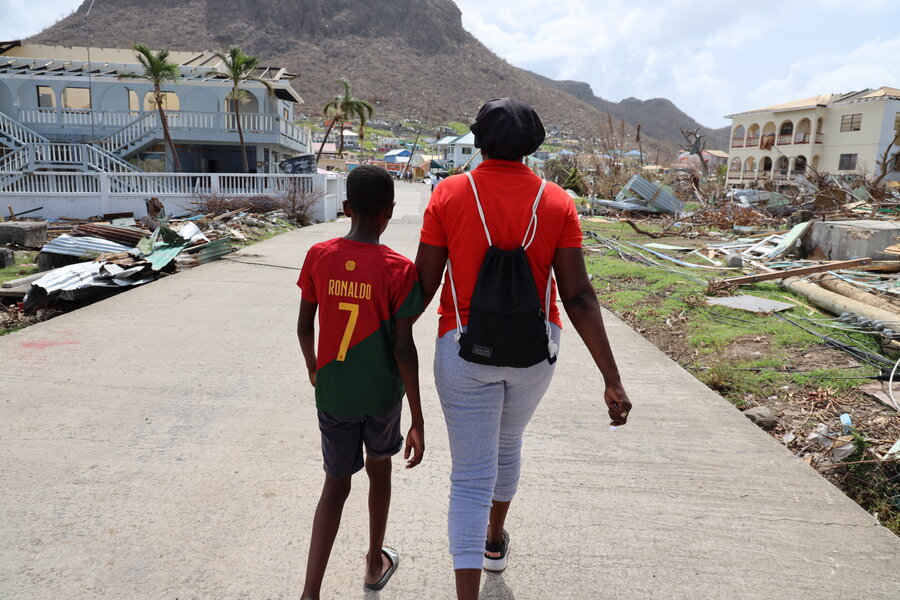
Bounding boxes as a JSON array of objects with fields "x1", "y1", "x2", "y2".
[{"x1": 415, "y1": 98, "x2": 631, "y2": 599}]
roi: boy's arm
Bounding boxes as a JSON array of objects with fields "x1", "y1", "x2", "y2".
[
  {"x1": 394, "y1": 315, "x2": 425, "y2": 468},
  {"x1": 297, "y1": 299, "x2": 318, "y2": 387}
]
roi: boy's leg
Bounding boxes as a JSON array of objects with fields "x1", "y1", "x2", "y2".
[
  {"x1": 488, "y1": 325, "x2": 561, "y2": 544},
  {"x1": 361, "y1": 404, "x2": 403, "y2": 585},
  {"x1": 301, "y1": 410, "x2": 365, "y2": 600},
  {"x1": 364, "y1": 456, "x2": 392, "y2": 584},
  {"x1": 301, "y1": 475, "x2": 352, "y2": 600}
]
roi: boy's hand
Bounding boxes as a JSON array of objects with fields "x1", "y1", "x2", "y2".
[
  {"x1": 605, "y1": 383, "x2": 631, "y2": 426},
  {"x1": 307, "y1": 370, "x2": 316, "y2": 387},
  {"x1": 404, "y1": 424, "x2": 424, "y2": 468}
]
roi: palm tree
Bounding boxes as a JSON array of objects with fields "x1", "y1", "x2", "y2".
[
  {"x1": 208, "y1": 46, "x2": 274, "y2": 173},
  {"x1": 316, "y1": 78, "x2": 374, "y2": 162},
  {"x1": 120, "y1": 44, "x2": 182, "y2": 172}
]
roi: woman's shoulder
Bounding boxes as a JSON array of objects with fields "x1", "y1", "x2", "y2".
[{"x1": 539, "y1": 180, "x2": 577, "y2": 210}]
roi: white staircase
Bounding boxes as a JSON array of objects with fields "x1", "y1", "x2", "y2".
[
  {"x1": 0, "y1": 111, "x2": 145, "y2": 191},
  {"x1": 0, "y1": 111, "x2": 48, "y2": 148},
  {"x1": 100, "y1": 112, "x2": 160, "y2": 157}
]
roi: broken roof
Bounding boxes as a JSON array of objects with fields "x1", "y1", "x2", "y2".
[
  {"x1": 726, "y1": 86, "x2": 900, "y2": 118},
  {"x1": 0, "y1": 42, "x2": 303, "y2": 103}
]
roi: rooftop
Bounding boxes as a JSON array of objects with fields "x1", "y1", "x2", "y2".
[
  {"x1": 0, "y1": 41, "x2": 303, "y2": 103},
  {"x1": 726, "y1": 86, "x2": 900, "y2": 118}
]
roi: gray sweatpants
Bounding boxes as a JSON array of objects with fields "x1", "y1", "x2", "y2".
[{"x1": 435, "y1": 325, "x2": 561, "y2": 570}]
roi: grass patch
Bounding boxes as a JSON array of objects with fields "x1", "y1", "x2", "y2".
[
  {"x1": 581, "y1": 225, "x2": 898, "y2": 534},
  {"x1": 0, "y1": 251, "x2": 39, "y2": 285},
  {"x1": 447, "y1": 121, "x2": 469, "y2": 135}
]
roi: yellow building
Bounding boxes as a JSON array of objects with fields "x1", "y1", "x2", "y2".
[{"x1": 725, "y1": 88, "x2": 899, "y2": 184}]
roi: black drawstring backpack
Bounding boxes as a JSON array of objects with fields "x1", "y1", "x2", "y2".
[{"x1": 447, "y1": 173, "x2": 558, "y2": 367}]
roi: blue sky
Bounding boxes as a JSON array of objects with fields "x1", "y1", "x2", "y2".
[{"x1": 2, "y1": 0, "x2": 898, "y2": 128}]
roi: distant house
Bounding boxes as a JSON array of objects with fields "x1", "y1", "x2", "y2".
[
  {"x1": 434, "y1": 131, "x2": 482, "y2": 170},
  {"x1": 726, "y1": 87, "x2": 900, "y2": 184},
  {"x1": 671, "y1": 149, "x2": 728, "y2": 171},
  {"x1": 338, "y1": 129, "x2": 360, "y2": 150},
  {"x1": 383, "y1": 148, "x2": 412, "y2": 164}
]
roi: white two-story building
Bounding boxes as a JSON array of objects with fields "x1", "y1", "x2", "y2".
[
  {"x1": 725, "y1": 87, "x2": 899, "y2": 185},
  {"x1": 434, "y1": 131, "x2": 482, "y2": 171},
  {"x1": 0, "y1": 42, "x2": 345, "y2": 220}
]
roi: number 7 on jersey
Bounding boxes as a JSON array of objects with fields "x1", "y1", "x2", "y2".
[{"x1": 337, "y1": 302, "x2": 359, "y2": 361}]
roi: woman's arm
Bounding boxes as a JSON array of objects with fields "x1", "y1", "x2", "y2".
[
  {"x1": 553, "y1": 247, "x2": 632, "y2": 426},
  {"x1": 414, "y1": 242, "x2": 449, "y2": 317}
]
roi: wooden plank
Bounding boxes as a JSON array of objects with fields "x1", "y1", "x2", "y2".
[
  {"x1": 724, "y1": 258, "x2": 872, "y2": 285},
  {"x1": 767, "y1": 221, "x2": 814, "y2": 260},
  {"x1": 1, "y1": 272, "x2": 43, "y2": 288}
]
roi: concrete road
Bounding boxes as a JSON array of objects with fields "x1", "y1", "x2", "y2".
[{"x1": 1, "y1": 181, "x2": 898, "y2": 599}]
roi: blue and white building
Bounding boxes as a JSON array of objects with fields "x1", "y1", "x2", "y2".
[
  {"x1": 0, "y1": 42, "x2": 344, "y2": 220},
  {"x1": 433, "y1": 131, "x2": 482, "y2": 170}
]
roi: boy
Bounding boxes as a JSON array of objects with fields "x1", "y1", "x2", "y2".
[{"x1": 296, "y1": 165, "x2": 425, "y2": 599}]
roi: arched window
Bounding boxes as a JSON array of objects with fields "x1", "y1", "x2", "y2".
[
  {"x1": 778, "y1": 121, "x2": 794, "y2": 145},
  {"x1": 776, "y1": 156, "x2": 789, "y2": 175},
  {"x1": 745, "y1": 157, "x2": 757, "y2": 178},
  {"x1": 795, "y1": 118, "x2": 811, "y2": 143},
  {"x1": 732, "y1": 125, "x2": 745, "y2": 147}
]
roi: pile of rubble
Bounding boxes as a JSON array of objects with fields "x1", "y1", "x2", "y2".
[{"x1": 0, "y1": 207, "x2": 293, "y2": 312}]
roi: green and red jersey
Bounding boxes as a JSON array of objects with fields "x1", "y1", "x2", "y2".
[{"x1": 298, "y1": 238, "x2": 423, "y2": 415}]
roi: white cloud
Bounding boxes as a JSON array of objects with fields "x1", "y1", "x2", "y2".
[
  {"x1": 455, "y1": 0, "x2": 900, "y2": 127},
  {"x1": 0, "y1": 0, "x2": 81, "y2": 40},
  {"x1": 746, "y1": 37, "x2": 900, "y2": 113}
]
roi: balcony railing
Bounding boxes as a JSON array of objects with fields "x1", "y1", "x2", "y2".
[
  {"x1": 0, "y1": 172, "x2": 345, "y2": 222},
  {"x1": 16, "y1": 108, "x2": 309, "y2": 149},
  {"x1": 745, "y1": 136, "x2": 760, "y2": 147},
  {"x1": 730, "y1": 137, "x2": 745, "y2": 148},
  {"x1": 19, "y1": 108, "x2": 143, "y2": 128},
  {"x1": 777, "y1": 134, "x2": 793, "y2": 145},
  {"x1": 0, "y1": 171, "x2": 319, "y2": 196},
  {"x1": 794, "y1": 133, "x2": 811, "y2": 144},
  {"x1": 815, "y1": 133, "x2": 823, "y2": 143}
]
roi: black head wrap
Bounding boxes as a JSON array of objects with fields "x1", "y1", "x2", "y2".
[{"x1": 470, "y1": 98, "x2": 545, "y2": 161}]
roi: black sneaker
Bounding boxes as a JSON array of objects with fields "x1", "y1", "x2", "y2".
[{"x1": 483, "y1": 529, "x2": 510, "y2": 572}]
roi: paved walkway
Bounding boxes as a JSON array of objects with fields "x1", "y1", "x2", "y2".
[{"x1": 1, "y1": 182, "x2": 898, "y2": 599}]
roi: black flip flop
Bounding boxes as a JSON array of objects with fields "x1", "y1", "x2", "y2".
[{"x1": 364, "y1": 547, "x2": 400, "y2": 591}]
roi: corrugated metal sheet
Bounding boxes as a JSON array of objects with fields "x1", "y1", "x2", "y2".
[
  {"x1": 30, "y1": 261, "x2": 104, "y2": 293},
  {"x1": 72, "y1": 223, "x2": 149, "y2": 247},
  {"x1": 195, "y1": 239, "x2": 234, "y2": 263},
  {"x1": 144, "y1": 244, "x2": 188, "y2": 271},
  {"x1": 615, "y1": 175, "x2": 683, "y2": 215},
  {"x1": 42, "y1": 234, "x2": 134, "y2": 257}
]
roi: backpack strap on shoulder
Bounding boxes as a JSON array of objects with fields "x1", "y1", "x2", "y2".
[
  {"x1": 465, "y1": 172, "x2": 492, "y2": 246},
  {"x1": 446, "y1": 259, "x2": 464, "y2": 342},
  {"x1": 522, "y1": 179, "x2": 547, "y2": 250}
]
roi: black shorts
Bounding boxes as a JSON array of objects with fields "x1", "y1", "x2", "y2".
[{"x1": 318, "y1": 403, "x2": 403, "y2": 478}]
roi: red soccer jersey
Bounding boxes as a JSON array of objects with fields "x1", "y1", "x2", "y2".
[
  {"x1": 420, "y1": 159, "x2": 583, "y2": 337},
  {"x1": 297, "y1": 238, "x2": 422, "y2": 415}
]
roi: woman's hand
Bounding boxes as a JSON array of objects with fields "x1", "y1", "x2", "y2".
[{"x1": 604, "y1": 382, "x2": 631, "y2": 426}]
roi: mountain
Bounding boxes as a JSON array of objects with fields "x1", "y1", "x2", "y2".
[
  {"x1": 29, "y1": 0, "x2": 725, "y2": 157},
  {"x1": 535, "y1": 76, "x2": 730, "y2": 150}
]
